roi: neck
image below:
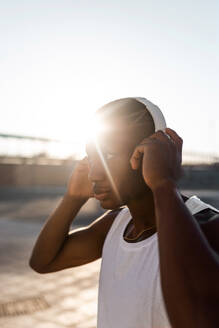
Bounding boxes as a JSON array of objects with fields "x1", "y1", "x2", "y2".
[{"x1": 126, "y1": 190, "x2": 155, "y2": 236}]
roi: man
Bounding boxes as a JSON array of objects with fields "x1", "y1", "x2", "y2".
[{"x1": 29, "y1": 97, "x2": 219, "y2": 327}]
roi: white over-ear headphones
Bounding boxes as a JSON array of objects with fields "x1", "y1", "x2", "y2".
[{"x1": 134, "y1": 97, "x2": 166, "y2": 132}]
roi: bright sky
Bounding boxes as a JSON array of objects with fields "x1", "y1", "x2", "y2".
[{"x1": 1, "y1": 0, "x2": 219, "y2": 157}]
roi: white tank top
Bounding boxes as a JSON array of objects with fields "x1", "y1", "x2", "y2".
[{"x1": 97, "y1": 196, "x2": 219, "y2": 328}]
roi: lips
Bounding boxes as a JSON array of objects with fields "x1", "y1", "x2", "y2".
[
  {"x1": 93, "y1": 186, "x2": 111, "y2": 201},
  {"x1": 94, "y1": 192, "x2": 110, "y2": 201}
]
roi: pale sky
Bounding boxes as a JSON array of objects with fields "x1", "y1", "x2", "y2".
[{"x1": 1, "y1": 0, "x2": 219, "y2": 156}]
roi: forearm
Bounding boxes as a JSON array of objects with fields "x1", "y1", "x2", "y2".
[
  {"x1": 153, "y1": 181, "x2": 219, "y2": 326},
  {"x1": 29, "y1": 194, "x2": 87, "y2": 271}
]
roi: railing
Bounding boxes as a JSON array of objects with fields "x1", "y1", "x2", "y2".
[
  {"x1": 0, "y1": 133, "x2": 218, "y2": 165},
  {"x1": 182, "y1": 151, "x2": 219, "y2": 165},
  {"x1": 0, "y1": 133, "x2": 77, "y2": 160}
]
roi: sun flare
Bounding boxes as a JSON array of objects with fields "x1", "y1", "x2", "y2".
[{"x1": 55, "y1": 110, "x2": 106, "y2": 158}]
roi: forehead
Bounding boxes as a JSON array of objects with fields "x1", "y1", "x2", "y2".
[{"x1": 86, "y1": 119, "x2": 147, "y2": 154}]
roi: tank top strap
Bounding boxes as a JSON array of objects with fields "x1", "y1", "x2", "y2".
[{"x1": 103, "y1": 207, "x2": 130, "y2": 245}]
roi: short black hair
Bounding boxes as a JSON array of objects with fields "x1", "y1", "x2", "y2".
[{"x1": 96, "y1": 98, "x2": 155, "y2": 137}]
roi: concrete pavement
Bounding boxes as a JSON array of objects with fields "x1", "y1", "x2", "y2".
[
  {"x1": 0, "y1": 187, "x2": 218, "y2": 327},
  {"x1": 0, "y1": 217, "x2": 101, "y2": 328}
]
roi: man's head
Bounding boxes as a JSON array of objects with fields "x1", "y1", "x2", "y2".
[{"x1": 86, "y1": 97, "x2": 166, "y2": 209}]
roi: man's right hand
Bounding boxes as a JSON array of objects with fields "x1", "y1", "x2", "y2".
[{"x1": 66, "y1": 157, "x2": 94, "y2": 201}]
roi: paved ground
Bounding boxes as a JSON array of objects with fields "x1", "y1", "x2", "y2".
[
  {"x1": 0, "y1": 217, "x2": 101, "y2": 328},
  {"x1": 0, "y1": 187, "x2": 218, "y2": 328},
  {"x1": 0, "y1": 187, "x2": 103, "y2": 328}
]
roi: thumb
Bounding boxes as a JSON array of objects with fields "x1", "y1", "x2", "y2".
[{"x1": 130, "y1": 146, "x2": 144, "y2": 170}]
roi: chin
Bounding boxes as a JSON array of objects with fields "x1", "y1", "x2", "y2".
[{"x1": 99, "y1": 198, "x2": 124, "y2": 210}]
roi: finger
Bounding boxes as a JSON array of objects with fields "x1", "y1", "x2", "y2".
[
  {"x1": 130, "y1": 139, "x2": 157, "y2": 169},
  {"x1": 139, "y1": 132, "x2": 165, "y2": 144},
  {"x1": 165, "y1": 128, "x2": 183, "y2": 151},
  {"x1": 149, "y1": 130, "x2": 172, "y2": 145},
  {"x1": 80, "y1": 157, "x2": 89, "y2": 165},
  {"x1": 148, "y1": 131, "x2": 178, "y2": 164},
  {"x1": 77, "y1": 157, "x2": 89, "y2": 172},
  {"x1": 165, "y1": 128, "x2": 183, "y2": 166},
  {"x1": 138, "y1": 131, "x2": 171, "y2": 147},
  {"x1": 130, "y1": 144, "x2": 145, "y2": 170},
  {"x1": 165, "y1": 128, "x2": 182, "y2": 142}
]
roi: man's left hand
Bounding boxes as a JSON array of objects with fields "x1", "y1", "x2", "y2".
[{"x1": 130, "y1": 128, "x2": 183, "y2": 191}]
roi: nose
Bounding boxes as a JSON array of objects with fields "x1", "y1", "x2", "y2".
[{"x1": 88, "y1": 159, "x2": 106, "y2": 183}]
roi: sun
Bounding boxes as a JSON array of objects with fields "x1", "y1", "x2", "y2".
[{"x1": 54, "y1": 111, "x2": 105, "y2": 158}]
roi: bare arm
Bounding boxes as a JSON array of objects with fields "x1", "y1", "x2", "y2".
[
  {"x1": 130, "y1": 128, "x2": 219, "y2": 328},
  {"x1": 29, "y1": 158, "x2": 118, "y2": 273},
  {"x1": 30, "y1": 205, "x2": 119, "y2": 273},
  {"x1": 29, "y1": 194, "x2": 87, "y2": 272},
  {"x1": 153, "y1": 182, "x2": 219, "y2": 328}
]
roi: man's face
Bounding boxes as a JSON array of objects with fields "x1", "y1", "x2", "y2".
[{"x1": 86, "y1": 119, "x2": 151, "y2": 209}]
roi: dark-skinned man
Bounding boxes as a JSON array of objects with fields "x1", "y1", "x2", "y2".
[{"x1": 29, "y1": 97, "x2": 219, "y2": 328}]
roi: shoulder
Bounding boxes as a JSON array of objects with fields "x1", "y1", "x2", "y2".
[
  {"x1": 194, "y1": 208, "x2": 219, "y2": 253},
  {"x1": 193, "y1": 208, "x2": 219, "y2": 225},
  {"x1": 181, "y1": 193, "x2": 219, "y2": 224},
  {"x1": 89, "y1": 207, "x2": 124, "y2": 240},
  {"x1": 182, "y1": 194, "x2": 219, "y2": 252}
]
